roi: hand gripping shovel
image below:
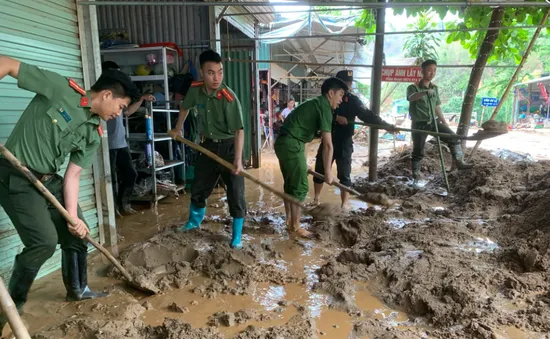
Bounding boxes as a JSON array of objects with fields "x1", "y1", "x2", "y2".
[{"x1": 0, "y1": 143, "x2": 156, "y2": 295}]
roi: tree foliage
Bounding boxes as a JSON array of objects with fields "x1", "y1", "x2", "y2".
[{"x1": 403, "y1": 10, "x2": 442, "y2": 64}]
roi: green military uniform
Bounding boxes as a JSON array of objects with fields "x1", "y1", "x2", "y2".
[
  {"x1": 181, "y1": 82, "x2": 246, "y2": 218},
  {"x1": 0, "y1": 63, "x2": 105, "y2": 316},
  {"x1": 406, "y1": 81, "x2": 465, "y2": 175},
  {"x1": 275, "y1": 95, "x2": 333, "y2": 201}
]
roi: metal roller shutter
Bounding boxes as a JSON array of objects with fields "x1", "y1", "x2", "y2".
[{"x1": 0, "y1": 0, "x2": 100, "y2": 280}]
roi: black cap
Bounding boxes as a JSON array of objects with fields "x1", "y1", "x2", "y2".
[{"x1": 336, "y1": 70, "x2": 353, "y2": 82}]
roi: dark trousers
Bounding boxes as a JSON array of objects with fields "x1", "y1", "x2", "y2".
[
  {"x1": 191, "y1": 140, "x2": 246, "y2": 218},
  {"x1": 411, "y1": 121, "x2": 459, "y2": 162},
  {"x1": 0, "y1": 159, "x2": 88, "y2": 271},
  {"x1": 313, "y1": 142, "x2": 352, "y2": 187},
  {"x1": 109, "y1": 147, "x2": 137, "y2": 205}
]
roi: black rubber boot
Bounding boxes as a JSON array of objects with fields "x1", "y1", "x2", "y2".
[
  {"x1": 411, "y1": 160, "x2": 421, "y2": 180},
  {"x1": 0, "y1": 260, "x2": 40, "y2": 330},
  {"x1": 450, "y1": 144, "x2": 472, "y2": 170},
  {"x1": 120, "y1": 187, "x2": 137, "y2": 215},
  {"x1": 62, "y1": 250, "x2": 108, "y2": 302}
]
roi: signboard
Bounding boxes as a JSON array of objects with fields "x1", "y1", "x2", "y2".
[
  {"x1": 481, "y1": 97, "x2": 499, "y2": 107},
  {"x1": 381, "y1": 66, "x2": 422, "y2": 83}
]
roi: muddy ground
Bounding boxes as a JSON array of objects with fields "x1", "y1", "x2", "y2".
[{"x1": 10, "y1": 132, "x2": 550, "y2": 339}]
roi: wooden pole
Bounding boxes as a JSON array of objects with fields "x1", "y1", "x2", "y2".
[
  {"x1": 468, "y1": 8, "x2": 550, "y2": 161},
  {"x1": 0, "y1": 277, "x2": 31, "y2": 339}
]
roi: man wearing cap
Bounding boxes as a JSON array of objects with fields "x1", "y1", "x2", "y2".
[
  {"x1": 407, "y1": 59, "x2": 471, "y2": 182},
  {"x1": 312, "y1": 70, "x2": 397, "y2": 208},
  {"x1": 0, "y1": 55, "x2": 141, "y2": 329}
]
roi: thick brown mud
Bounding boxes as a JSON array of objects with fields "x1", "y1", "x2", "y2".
[{"x1": 15, "y1": 137, "x2": 550, "y2": 339}]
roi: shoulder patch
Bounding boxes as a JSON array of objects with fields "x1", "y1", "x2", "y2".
[
  {"x1": 68, "y1": 78, "x2": 86, "y2": 96},
  {"x1": 191, "y1": 81, "x2": 204, "y2": 88},
  {"x1": 221, "y1": 88, "x2": 234, "y2": 102},
  {"x1": 98, "y1": 125, "x2": 103, "y2": 137}
]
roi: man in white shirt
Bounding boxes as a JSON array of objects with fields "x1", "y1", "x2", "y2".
[{"x1": 281, "y1": 98, "x2": 295, "y2": 119}]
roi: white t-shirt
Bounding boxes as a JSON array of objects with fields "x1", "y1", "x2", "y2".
[{"x1": 281, "y1": 107, "x2": 293, "y2": 118}]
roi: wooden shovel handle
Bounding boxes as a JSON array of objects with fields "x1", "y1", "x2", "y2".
[
  {"x1": 168, "y1": 131, "x2": 308, "y2": 210},
  {"x1": 307, "y1": 169, "x2": 363, "y2": 197},
  {"x1": 0, "y1": 143, "x2": 133, "y2": 283},
  {"x1": 0, "y1": 277, "x2": 31, "y2": 339}
]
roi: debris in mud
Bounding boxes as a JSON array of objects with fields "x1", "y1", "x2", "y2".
[
  {"x1": 170, "y1": 302, "x2": 188, "y2": 313},
  {"x1": 110, "y1": 229, "x2": 301, "y2": 295},
  {"x1": 207, "y1": 309, "x2": 271, "y2": 327},
  {"x1": 232, "y1": 314, "x2": 317, "y2": 339}
]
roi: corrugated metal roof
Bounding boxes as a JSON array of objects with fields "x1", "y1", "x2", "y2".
[{"x1": 97, "y1": 0, "x2": 210, "y2": 65}]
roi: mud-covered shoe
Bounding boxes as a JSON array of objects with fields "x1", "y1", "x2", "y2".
[{"x1": 177, "y1": 203, "x2": 206, "y2": 232}]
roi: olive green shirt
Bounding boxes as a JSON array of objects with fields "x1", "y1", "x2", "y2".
[
  {"x1": 279, "y1": 95, "x2": 333, "y2": 143},
  {"x1": 5, "y1": 63, "x2": 101, "y2": 174},
  {"x1": 406, "y1": 82, "x2": 441, "y2": 123},
  {"x1": 181, "y1": 83, "x2": 244, "y2": 140}
]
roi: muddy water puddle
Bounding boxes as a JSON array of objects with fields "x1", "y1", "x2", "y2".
[{"x1": 138, "y1": 218, "x2": 408, "y2": 338}]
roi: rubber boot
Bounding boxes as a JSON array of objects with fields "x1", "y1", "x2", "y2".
[
  {"x1": 450, "y1": 144, "x2": 472, "y2": 170},
  {"x1": 120, "y1": 187, "x2": 137, "y2": 215},
  {"x1": 0, "y1": 260, "x2": 39, "y2": 330},
  {"x1": 62, "y1": 250, "x2": 108, "y2": 302},
  {"x1": 177, "y1": 203, "x2": 206, "y2": 232},
  {"x1": 230, "y1": 218, "x2": 244, "y2": 250},
  {"x1": 411, "y1": 160, "x2": 421, "y2": 180}
]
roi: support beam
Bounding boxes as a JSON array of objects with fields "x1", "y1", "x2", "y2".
[
  {"x1": 80, "y1": 1, "x2": 550, "y2": 8},
  {"x1": 225, "y1": 59, "x2": 519, "y2": 69},
  {"x1": 189, "y1": 24, "x2": 550, "y2": 44},
  {"x1": 76, "y1": 0, "x2": 118, "y2": 257},
  {"x1": 368, "y1": 0, "x2": 385, "y2": 182},
  {"x1": 251, "y1": 23, "x2": 261, "y2": 168},
  {"x1": 216, "y1": 5, "x2": 231, "y2": 24},
  {"x1": 210, "y1": 2, "x2": 222, "y2": 53}
]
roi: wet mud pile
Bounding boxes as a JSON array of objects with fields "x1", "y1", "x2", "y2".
[
  {"x1": 315, "y1": 146, "x2": 550, "y2": 338},
  {"x1": 111, "y1": 227, "x2": 300, "y2": 295}
]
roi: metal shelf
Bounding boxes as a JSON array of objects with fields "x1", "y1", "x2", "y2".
[
  {"x1": 127, "y1": 133, "x2": 172, "y2": 142},
  {"x1": 130, "y1": 75, "x2": 165, "y2": 82},
  {"x1": 155, "y1": 160, "x2": 185, "y2": 172},
  {"x1": 102, "y1": 46, "x2": 185, "y2": 204}
]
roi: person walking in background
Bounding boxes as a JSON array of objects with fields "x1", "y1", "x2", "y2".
[{"x1": 280, "y1": 97, "x2": 295, "y2": 119}]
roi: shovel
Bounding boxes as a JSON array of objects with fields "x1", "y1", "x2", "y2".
[
  {"x1": 307, "y1": 169, "x2": 395, "y2": 208},
  {"x1": 167, "y1": 131, "x2": 334, "y2": 216},
  {"x1": 354, "y1": 122, "x2": 507, "y2": 141},
  {"x1": 0, "y1": 144, "x2": 156, "y2": 295},
  {"x1": 0, "y1": 277, "x2": 31, "y2": 339}
]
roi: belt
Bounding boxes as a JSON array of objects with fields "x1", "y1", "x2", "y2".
[
  {"x1": 202, "y1": 137, "x2": 233, "y2": 144},
  {"x1": 31, "y1": 171, "x2": 55, "y2": 183},
  {"x1": 0, "y1": 158, "x2": 54, "y2": 182}
]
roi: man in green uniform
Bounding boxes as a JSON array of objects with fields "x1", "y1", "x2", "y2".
[
  {"x1": 275, "y1": 77, "x2": 348, "y2": 238},
  {"x1": 407, "y1": 59, "x2": 471, "y2": 181},
  {"x1": 313, "y1": 70, "x2": 397, "y2": 208},
  {"x1": 0, "y1": 56, "x2": 140, "y2": 327},
  {"x1": 172, "y1": 50, "x2": 246, "y2": 250}
]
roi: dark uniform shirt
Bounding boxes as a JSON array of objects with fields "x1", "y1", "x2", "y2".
[
  {"x1": 181, "y1": 82, "x2": 244, "y2": 140},
  {"x1": 332, "y1": 92, "x2": 388, "y2": 157},
  {"x1": 5, "y1": 63, "x2": 101, "y2": 174}
]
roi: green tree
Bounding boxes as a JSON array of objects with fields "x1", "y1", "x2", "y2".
[
  {"x1": 403, "y1": 10, "x2": 442, "y2": 64},
  {"x1": 357, "y1": 2, "x2": 548, "y2": 137}
]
